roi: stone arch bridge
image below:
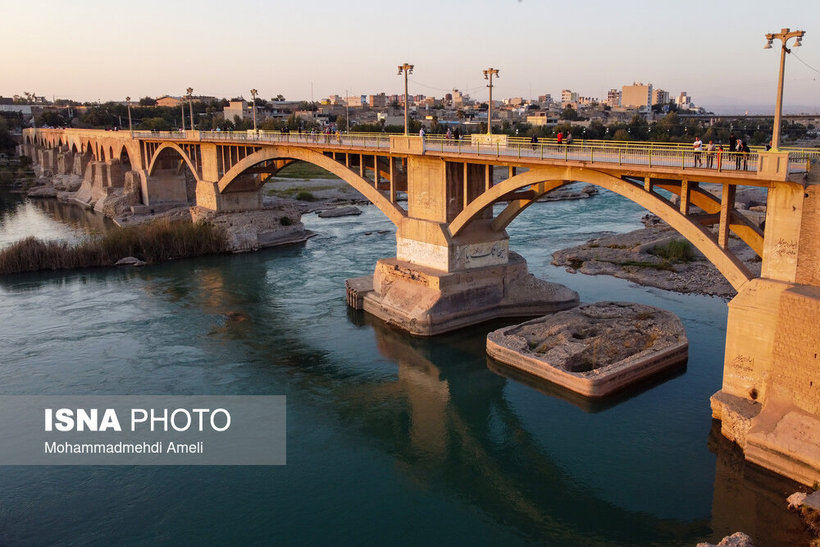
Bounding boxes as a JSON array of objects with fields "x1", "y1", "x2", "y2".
[{"x1": 20, "y1": 128, "x2": 820, "y2": 486}]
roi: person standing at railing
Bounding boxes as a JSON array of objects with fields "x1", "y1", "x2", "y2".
[
  {"x1": 735, "y1": 139, "x2": 744, "y2": 170},
  {"x1": 566, "y1": 132, "x2": 573, "y2": 145},
  {"x1": 693, "y1": 136, "x2": 703, "y2": 167},
  {"x1": 740, "y1": 140, "x2": 750, "y2": 171},
  {"x1": 556, "y1": 131, "x2": 563, "y2": 144},
  {"x1": 531, "y1": 134, "x2": 538, "y2": 150},
  {"x1": 706, "y1": 140, "x2": 715, "y2": 168}
]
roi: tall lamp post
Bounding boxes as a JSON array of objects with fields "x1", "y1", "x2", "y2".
[
  {"x1": 483, "y1": 67, "x2": 499, "y2": 135},
  {"x1": 186, "y1": 87, "x2": 194, "y2": 132},
  {"x1": 345, "y1": 89, "x2": 350, "y2": 133},
  {"x1": 126, "y1": 96, "x2": 133, "y2": 137},
  {"x1": 397, "y1": 63, "x2": 414, "y2": 135},
  {"x1": 250, "y1": 88, "x2": 258, "y2": 133},
  {"x1": 764, "y1": 28, "x2": 805, "y2": 151}
]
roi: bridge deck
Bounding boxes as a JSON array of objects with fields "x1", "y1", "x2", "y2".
[{"x1": 132, "y1": 130, "x2": 814, "y2": 184}]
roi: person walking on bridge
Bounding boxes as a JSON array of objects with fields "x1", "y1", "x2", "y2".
[{"x1": 706, "y1": 140, "x2": 715, "y2": 168}]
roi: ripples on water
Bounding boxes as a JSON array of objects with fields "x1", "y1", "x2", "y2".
[{"x1": 0, "y1": 190, "x2": 810, "y2": 546}]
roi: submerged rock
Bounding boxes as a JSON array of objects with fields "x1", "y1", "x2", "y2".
[
  {"x1": 696, "y1": 531, "x2": 754, "y2": 547},
  {"x1": 317, "y1": 206, "x2": 362, "y2": 218},
  {"x1": 115, "y1": 257, "x2": 146, "y2": 267},
  {"x1": 487, "y1": 302, "x2": 687, "y2": 397},
  {"x1": 552, "y1": 225, "x2": 761, "y2": 298}
]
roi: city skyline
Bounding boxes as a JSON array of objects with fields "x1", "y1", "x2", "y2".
[{"x1": 2, "y1": 0, "x2": 818, "y2": 113}]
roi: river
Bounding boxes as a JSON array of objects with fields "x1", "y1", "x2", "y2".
[{"x1": 0, "y1": 189, "x2": 810, "y2": 545}]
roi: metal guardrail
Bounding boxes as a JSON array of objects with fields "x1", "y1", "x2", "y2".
[
  {"x1": 419, "y1": 135, "x2": 765, "y2": 173},
  {"x1": 134, "y1": 130, "x2": 393, "y2": 150},
  {"x1": 58, "y1": 128, "x2": 817, "y2": 175}
]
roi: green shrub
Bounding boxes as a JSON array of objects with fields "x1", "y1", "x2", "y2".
[
  {"x1": 650, "y1": 239, "x2": 694, "y2": 262},
  {"x1": 294, "y1": 191, "x2": 316, "y2": 201},
  {"x1": 279, "y1": 216, "x2": 293, "y2": 226}
]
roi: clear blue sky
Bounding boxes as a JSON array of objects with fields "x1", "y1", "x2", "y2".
[{"x1": 2, "y1": 0, "x2": 818, "y2": 113}]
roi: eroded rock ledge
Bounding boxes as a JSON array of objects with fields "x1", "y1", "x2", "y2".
[
  {"x1": 487, "y1": 302, "x2": 688, "y2": 397},
  {"x1": 552, "y1": 223, "x2": 762, "y2": 298}
]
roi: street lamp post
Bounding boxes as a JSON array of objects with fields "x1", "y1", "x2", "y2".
[
  {"x1": 397, "y1": 63, "x2": 414, "y2": 135},
  {"x1": 250, "y1": 88, "x2": 258, "y2": 133},
  {"x1": 186, "y1": 87, "x2": 194, "y2": 132},
  {"x1": 126, "y1": 96, "x2": 133, "y2": 137},
  {"x1": 764, "y1": 28, "x2": 805, "y2": 151},
  {"x1": 345, "y1": 89, "x2": 350, "y2": 133},
  {"x1": 483, "y1": 68, "x2": 499, "y2": 135}
]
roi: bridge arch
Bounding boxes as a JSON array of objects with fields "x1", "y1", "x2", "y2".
[
  {"x1": 145, "y1": 144, "x2": 199, "y2": 206},
  {"x1": 147, "y1": 142, "x2": 200, "y2": 182},
  {"x1": 449, "y1": 165, "x2": 754, "y2": 291},
  {"x1": 218, "y1": 145, "x2": 406, "y2": 226}
]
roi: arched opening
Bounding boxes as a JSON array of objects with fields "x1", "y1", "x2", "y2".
[
  {"x1": 449, "y1": 166, "x2": 755, "y2": 291},
  {"x1": 219, "y1": 146, "x2": 406, "y2": 227},
  {"x1": 146, "y1": 147, "x2": 198, "y2": 206},
  {"x1": 118, "y1": 146, "x2": 132, "y2": 171}
]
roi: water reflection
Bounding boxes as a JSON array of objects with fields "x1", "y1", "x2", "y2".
[
  {"x1": 487, "y1": 356, "x2": 688, "y2": 413},
  {"x1": 343, "y1": 313, "x2": 711, "y2": 545},
  {"x1": 0, "y1": 194, "x2": 115, "y2": 249},
  {"x1": 707, "y1": 422, "x2": 810, "y2": 545},
  {"x1": 32, "y1": 198, "x2": 115, "y2": 235}
]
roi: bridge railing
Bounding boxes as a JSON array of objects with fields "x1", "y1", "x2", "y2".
[
  {"x1": 129, "y1": 129, "x2": 813, "y2": 175},
  {"x1": 422, "y1": 135, "x2": 764, "y2": 173},
  {"x1": 202, "y1": 130, "x2": 393, "y2": 150}
]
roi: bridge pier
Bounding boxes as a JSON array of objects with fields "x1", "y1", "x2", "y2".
[
  {"x1": 194, "y1": 180, "x2": 262, "y2": 212},
  {"x1": 712, "y1": 182, "x2": 820, "y2": 485},
  {"x1": 348, "y1": 152, "x2": 578, "y2": 336}
]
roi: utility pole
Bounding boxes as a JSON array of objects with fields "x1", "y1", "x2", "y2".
[
  {"x1": 483, "y1": 67, "x2": 499, "y2": 135},
  {"x1": 126, "y1": 96, "x2": 133, "y2": 137},
  {"x1": 397, "y1": 63, "x2": 414, "y2": 135},
  {"x1": 186, "y1": 87, "x2": 194, "y2": 132},
  {"x1": 764, "y1": 28, "x2": 805, "y2": 151}
]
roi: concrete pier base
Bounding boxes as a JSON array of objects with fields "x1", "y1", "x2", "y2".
[{"x1": 346, "y1": 252, "x2": 579, "y2": 336}]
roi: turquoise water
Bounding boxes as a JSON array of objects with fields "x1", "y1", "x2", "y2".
[{"x1": 0, "y1": 190, "x2": 810, "y2": 545}]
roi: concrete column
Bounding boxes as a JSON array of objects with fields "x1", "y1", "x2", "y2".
[
  {"x1": 718, "y1": 184, "x2": 736, "y2": 250},
  {"x1": 761, "y1": 182, "x2": 805, "y2": 283},
  {"x1": 712, "y1": 183, "x2": 820, "y2": 486}
]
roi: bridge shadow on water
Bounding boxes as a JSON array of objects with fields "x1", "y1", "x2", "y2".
[{"x1": 342, "y1": 309, "x2": 712, "y2": 545}]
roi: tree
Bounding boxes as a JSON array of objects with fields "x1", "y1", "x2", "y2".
[
  {"x1": 627, "y1": 114, "x2": 649, "y2": 140},
  {"x1": 272, "y1": 94, "x2": 285, "y2": 102},
  {"x1": 36, "y1": 110, "x2": 68, "y2": 128},
  {"x1": 139, "y1": 97, "x2": 157, "y2": 106},
  {"x1": 612, "y1": 128, "x2": 631, "y2": 141},
  {"x1": 560, "y1": 106, "x2": 579, "y2": 121},
  {"x1": 138, "y1": 117, "x2": 172, "y2": 131},
  {"x1": 0, "y1": 118, "x2": 17, "y2": 150}
]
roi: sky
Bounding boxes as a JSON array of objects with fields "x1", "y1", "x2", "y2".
[{"x1": 1, "y1": 0, "x2": 818, "y2": 114}]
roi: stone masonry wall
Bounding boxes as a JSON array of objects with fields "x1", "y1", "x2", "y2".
[
  {"x1": 771, "y1": 285, "x2": 820, "y2": 415},
  {"x1": 796, "y1": 185, "x2": 820, "y2": 286}
]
